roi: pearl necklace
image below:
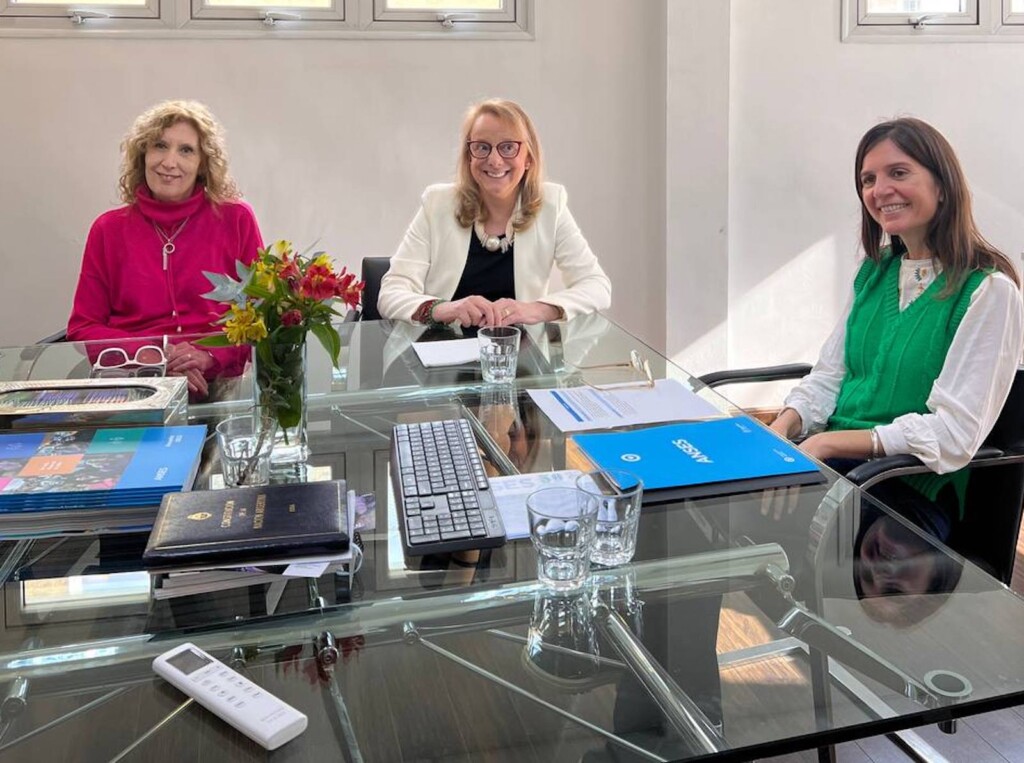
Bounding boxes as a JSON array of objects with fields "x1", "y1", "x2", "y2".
[{"x1": 474, "y1": 218, "x2": 515, "y2": 254}]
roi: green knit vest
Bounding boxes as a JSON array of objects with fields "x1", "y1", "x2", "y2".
[{"x1": 828, "y1": 251, "x2": 987, "y2": 510}]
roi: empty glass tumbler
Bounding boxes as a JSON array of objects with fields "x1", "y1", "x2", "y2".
[
  {"x1": 526, "y1": 486, "x2": 599, "y2": 592},
  {"x1": 478, "y1": 325, "x2": 520, "y2": 384},
  {"x1": 576, "y1": 469, "x2": 643, "y2": 567}
]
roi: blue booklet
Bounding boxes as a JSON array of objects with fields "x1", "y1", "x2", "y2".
[
  {"x1": 573, "y1": 417, "x2": 824, "y2": 498},
  {"x1": 0, "y1": 425, "x2": 207, "y2": 513}
]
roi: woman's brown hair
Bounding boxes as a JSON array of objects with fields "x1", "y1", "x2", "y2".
[{"x1": 854, "y1": 117, "x2": 1018, "y2": 291}]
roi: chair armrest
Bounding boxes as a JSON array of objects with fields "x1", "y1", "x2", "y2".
[
  {"x1": 35, "y1": 329, "x2": 68, "y2": 344},
  {"x1": 344, "y1": 309, "x2": 361, "y2": 323},
  {"x1": 845, "y1": 446, "x2": 1006, "y2": 491},
  {"x1": 699, "y1": 363, "x2": 812, "y2": 388}
]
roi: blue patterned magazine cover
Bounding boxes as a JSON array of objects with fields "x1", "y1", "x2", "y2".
[
  {"x1": 0, "y1": 426, "x2": 206, "y2": 512},
  {"x1": 573, "y1": 417, "x2": 825, "y2": 499}
]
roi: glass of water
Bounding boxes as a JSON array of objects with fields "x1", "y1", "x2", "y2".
[
  {"x1": 216, "y1": 414, "x2": 277, "y2": 487},
  {"x1": 576, "y1": 469, "x2": 643, "y2": 567},
  {"x1": 478, "y1": 325, "x2": 520, "y2": 384},
  {"x1": 526, "y1": 487, "x2": 599, "y2": 593}
]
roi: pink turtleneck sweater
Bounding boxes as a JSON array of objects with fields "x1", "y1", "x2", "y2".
[{"x1": 67, "y1": 185, "x2": 263, "y2": 377}]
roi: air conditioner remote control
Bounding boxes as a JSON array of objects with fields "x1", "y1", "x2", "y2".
[{"x1": 152, "y1": 642, "x2": 307, "y2": 750}]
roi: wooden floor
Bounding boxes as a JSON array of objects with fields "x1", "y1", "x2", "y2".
[{"x1": 761, "y1": 525, "x2": 1024, "y2": 763}]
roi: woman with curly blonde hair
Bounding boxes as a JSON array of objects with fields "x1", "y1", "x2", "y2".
[
  {"x1": 68, "y1": 100, "x2": 263, "y2": 398},
  {"x1": 379, "y1": 98, "x2": 610, "y2": 327}
]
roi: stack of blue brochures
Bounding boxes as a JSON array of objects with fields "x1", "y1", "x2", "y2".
[
  {"x1": 0, "y1": 425, "x2": 206, "y2": 513},
  {"x1": 573, "y1": 416, "x2": 824, "y2": 498}
]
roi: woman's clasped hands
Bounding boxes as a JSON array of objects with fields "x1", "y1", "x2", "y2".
[
  {"x1": 165, "y1": 341, "x2": 215, "y2": 397},
  {"x1": 432, "y1": 295, "x2": 561, "y2": 327}
]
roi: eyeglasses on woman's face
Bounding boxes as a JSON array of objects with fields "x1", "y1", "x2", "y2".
[{"x1": 467, "y1": 141, "x2": 523, "y2": 160}]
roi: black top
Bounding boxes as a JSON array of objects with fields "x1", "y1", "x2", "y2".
[{"x1": 451, "y1": 232, "x2": 515, "y2": 303}]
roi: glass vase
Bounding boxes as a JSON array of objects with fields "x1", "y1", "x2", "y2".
[{"x1": 255, "y1": 338, "x2": 309, "y2": 469}]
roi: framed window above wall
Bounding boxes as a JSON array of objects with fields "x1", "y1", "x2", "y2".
[
  {"x1": 0, "y1": 0, "x2": 532, "y2": 36},
  {"x1": 0, "y1": 0, "x2": 159, "y2": 24},
  {"x1": 373, "y1": 0, "x2": 516, "y2": 26},
  {"x1": 843, "y1": 0, "x2": 1024, "y2": 39}
]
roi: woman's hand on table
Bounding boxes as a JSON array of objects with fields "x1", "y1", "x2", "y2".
[
  {"x1": 493, "y1": 299, "x2": 561, "y2": 326},
  {"x1": 165, "y1": 342, "x2": 213, "y2": 397},
  {"x1": 432, "y1": 296, "x2": 501, "y2": 327}
]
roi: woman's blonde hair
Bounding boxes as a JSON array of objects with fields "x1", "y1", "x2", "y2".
[
  {"x1": 118, "y1": 100, "x2": 240, "y2": 206},
  {"x1": 454, "y1": 98, "x2": 544, "y2": 231}
]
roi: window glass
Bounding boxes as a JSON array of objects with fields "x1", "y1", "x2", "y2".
[
  {"x1": 383, "y1": 0, "x2": 502, "y2": 8},
  {"x1": 8, "y1": 0, "x2": 145, "y2": 5},
  {"x1": 865, "y1": 0, "x2": 966, "y2": 10},
  {"x1": 202, "y1": 0, "x2": 332, "y2": 7}
]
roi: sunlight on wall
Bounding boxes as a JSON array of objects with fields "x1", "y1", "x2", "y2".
[{"x1": 670, "y1": 235, "x2": 849, "y2": 410}]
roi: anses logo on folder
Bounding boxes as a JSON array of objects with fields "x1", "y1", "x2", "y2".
[{"x1": 572, "y1": 417, "x2": 820, "y2": 492}]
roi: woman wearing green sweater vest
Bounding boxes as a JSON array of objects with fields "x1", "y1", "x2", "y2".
[{"x1": 771, "y1": 118, "x2": 1023, "y2": 539}]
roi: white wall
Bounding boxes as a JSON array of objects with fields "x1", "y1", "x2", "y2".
[
  {"x1": 665, "y1": 0, "x2": 730, "y2": 375},
  {"x1": 0, "y1": 0, "x2": 667, "y2": 350},
  {"x1": 727, "y1": 1, "x2": 1024, "y2": 372}
]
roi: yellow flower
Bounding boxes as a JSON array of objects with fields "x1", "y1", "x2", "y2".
[
  {"x1": 224, "y1": 303, "x2": 268, "y2": 344},
  {"x1": 312, "y1": 253, "x2": 333, "y2": 270},
  {"x1": 271, "y1": 240, "x2": 293, "y2": 258},
  {"x1": 252, "y1": 260, "x2": 276, "y2": 291}
]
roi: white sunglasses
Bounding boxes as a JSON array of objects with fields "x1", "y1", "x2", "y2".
[{"x1": 91, "y1": 345, "x2": 167, "y2": 379}]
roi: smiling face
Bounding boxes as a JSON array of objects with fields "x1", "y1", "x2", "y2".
[
  {"x1": 859, "y1": 138, "x2": 942, "y2": 256},
  {"x1": 144, "y1": 121, "x2": 202, "y2": 203},
  {"x1": 468, "y1": 113, "x2": 532, "y2": 209}
]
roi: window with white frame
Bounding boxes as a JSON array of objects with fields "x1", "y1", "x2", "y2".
[
  {"x1": 0, "y1": 0, "x2": 158, "y2": 23},
  {"x1": 843, "y1": 0, "x2": 1024, "y2": 38},
  {"x1": 0, "y1": 0, "x2": 531, "y2": 35}
]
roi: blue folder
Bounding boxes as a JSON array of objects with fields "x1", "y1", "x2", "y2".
[{"x1": 573, "y1": 416, "x2": 825, "y2": 499}]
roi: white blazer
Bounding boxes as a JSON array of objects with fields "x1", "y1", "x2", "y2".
[{"x1": 378, "y1": 182, "x2": 612, "y2": 322}]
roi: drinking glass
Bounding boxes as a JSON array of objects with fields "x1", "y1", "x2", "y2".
[
  {"x1": 478, "y1": 326, "x2": 520, "y2": 384},
  {"x1": 576, "y1": 469, "x2": 643, "y2": 567},
  {"x1": 526, "y1": 487, "x2": 599, "y2": 592},
  {"x1": 216, "y1": 415, "x2": 277, "y2": 488}
]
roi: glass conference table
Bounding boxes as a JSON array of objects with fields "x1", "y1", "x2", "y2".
[{"x1": 0, "y1": 316, "x2": 1022, "y2": 763}]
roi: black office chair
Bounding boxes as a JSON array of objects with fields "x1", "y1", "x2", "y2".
[
  {"x1": 699, "y1": 365, "x2": 1024, "y2": 585},
  {"x1": 355, "y1": 256, "x2": 391, "y2": 322}
]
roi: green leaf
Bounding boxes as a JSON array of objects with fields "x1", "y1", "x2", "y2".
[
  {"x1": 244, "y1": 282, "x2": 275, "y2": 301},
  {"x1": 311, "y1": 323, "x2": 341, "y2": 367},
  {"x1": 200, "y1": 270, "x2": 245, "y2": 303},
  {"x1": 196, "y1": 334, "x2": 233, "y2": 348}
]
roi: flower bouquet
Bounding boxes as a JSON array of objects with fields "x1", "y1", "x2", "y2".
[{"x1": 201, "y1": 241, "x2": 363, "y2": 466}]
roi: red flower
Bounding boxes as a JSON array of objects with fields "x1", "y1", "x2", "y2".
[
  {"x1": 298, "y1": 264, "x2": 339, "y2": 302},
  {"x1": 334, "y1": 270, "x2": 364, "y2": 309},
  {"x1": 281, "y1": 309, "x2": 303, "y2": 327},
  {"x1": 278, "y1": 255, "x2": 301, "y2": 285}
]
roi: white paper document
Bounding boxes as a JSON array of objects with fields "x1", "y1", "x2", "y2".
[
  {"x1": 527, "y1": 378, "x2": 721, "y2": 433},
  {"x1": 411, "y1": 338, "x2": 480, "y2": 368},
  {"x1": 490, "y1": 470, "x2": 582, "y2": 539}
]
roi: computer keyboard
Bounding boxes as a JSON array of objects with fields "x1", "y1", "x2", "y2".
[{"x1": 390, "y1": 419, "x2": 506, "y2": 556}]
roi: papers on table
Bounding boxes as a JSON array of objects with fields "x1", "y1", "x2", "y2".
[
  {"x1": 489, "y1": 470, "x2": 582, "y2": 539},
  {"x1": 412, "y1": 338, "x2": 480, "y2": 368},
  {"x1": 527, "y1": 379, "x2": 721, "y2": 433}
]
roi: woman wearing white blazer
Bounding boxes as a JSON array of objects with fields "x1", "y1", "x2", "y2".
[{"x1": 378, "y1": 98, "x2": 611, "y2": 328}]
